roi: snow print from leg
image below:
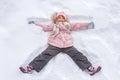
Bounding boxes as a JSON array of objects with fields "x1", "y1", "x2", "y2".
[
  {"x1": 29, "y1": 45, "x2": 61, "y2": 72},
  {"x1": 21, "y1": 44, "x2": 47, "y2": 66},
  {"x1": 63, "y1": 46, "x2": 92, "y2": 71},
  {"x1": 63, "y1": 46, "x2": 101, "y2": 75},
  {"x1": 19, "y1": 44, "x2": 47, "y2": 73}
]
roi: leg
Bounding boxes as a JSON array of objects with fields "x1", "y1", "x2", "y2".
[
  {"x1": 29, "y1": 45, "x2": 61, "y2": 72},
  {"x1": 63, "y1": 46, "x2": 92, "y2": 71}
]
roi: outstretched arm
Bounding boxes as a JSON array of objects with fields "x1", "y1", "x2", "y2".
[
  {"x1": 35, "y1": 23, "x2": 54, "y2": 32},
  {"x1": 28, "y1": 20, "x2": 54, "y2": 32},
  {"x1": 35, "y1": 23, "x2": 53, "y2": 32},
  {"x1": 70, "y1": 22, "x2": 94, "y2": 31}
]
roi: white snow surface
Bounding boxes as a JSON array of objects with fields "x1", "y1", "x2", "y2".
[{"x1": 0, "y1": 0, "x2": 120, "y2": 80}]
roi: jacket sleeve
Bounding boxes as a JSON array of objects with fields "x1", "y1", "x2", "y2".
[
  {"x1": 70, "y1": 22, "x2": 95, "y2": 31},
  {"x1": 35, "y1": 23, "x2": 54, "y2": 32}
]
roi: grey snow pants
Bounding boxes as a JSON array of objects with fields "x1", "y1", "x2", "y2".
[{"x1": 29, "y1": 45, "x2": 91, "y2": 72}]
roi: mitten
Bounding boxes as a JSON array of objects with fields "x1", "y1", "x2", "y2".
[
  {"x1": 28, "y1": 21, "x2": 35, "y2": 24},
  {"x1": 88, "y1": 22, "x2": 95, "y2": 29}
]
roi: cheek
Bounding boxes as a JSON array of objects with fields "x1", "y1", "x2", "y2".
[
  {"x1": 62, "y1": 19, "x2": 66, "y2": 22},
  {"x1": 60, "y1": 19, "x2": 65, "y2": 21}
]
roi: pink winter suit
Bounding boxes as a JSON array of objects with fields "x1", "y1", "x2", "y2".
[{"x1": 35, "y1": 22, "x2": 91, "y2": 48}]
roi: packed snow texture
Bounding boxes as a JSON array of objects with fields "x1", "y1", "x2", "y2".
[{"x1": 0, "y1": 0, "x2": 120, "y2": 80}]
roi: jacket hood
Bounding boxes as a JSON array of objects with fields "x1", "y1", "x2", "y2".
[{"x1": 56, "y1": 12, "x2": 67, "y2": 20}]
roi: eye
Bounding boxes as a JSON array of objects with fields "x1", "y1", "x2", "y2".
[
  {"x1": 62, "y1": 16, "x2": 65, "y2": 19},
  {"x1": 57, "y1": 15, "x2": 65, "y2": 19}
]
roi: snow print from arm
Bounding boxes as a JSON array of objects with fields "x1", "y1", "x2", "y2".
[{"x1": 27, "y1": 14, "x2": 94, "y2": 32}]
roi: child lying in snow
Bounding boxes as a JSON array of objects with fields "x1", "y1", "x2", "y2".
[{"x1": 20, "y1": 12, "x2": 101, "y2": 76}]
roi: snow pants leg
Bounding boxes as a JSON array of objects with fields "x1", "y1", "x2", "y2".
[
  {"x1": 63, "y1": 46, "x2": 92, "y2": 71},
  {"x1": 29, "y1": 45, "x2": 61, "y2": 72}
]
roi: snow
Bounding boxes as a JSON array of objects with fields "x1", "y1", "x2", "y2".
[{"x1": 0, "y1": 0, "x2": 120, "y2": 80}]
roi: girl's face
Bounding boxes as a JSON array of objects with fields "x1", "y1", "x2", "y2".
[{"x1": 56, "y1": 15, "x2": 66, "y2": 22}]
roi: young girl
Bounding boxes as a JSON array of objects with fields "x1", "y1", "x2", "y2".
[{"x1": 20, "y1": 12, "x2": 101, "y2": 76}]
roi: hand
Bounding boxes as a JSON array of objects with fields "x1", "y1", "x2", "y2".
[{"x1": 28, "y1": 21, "x2": 35, "y2": 24}]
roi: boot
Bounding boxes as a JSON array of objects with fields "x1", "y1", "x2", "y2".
[
  {"x1": 87, "y1": 65, "x2": 101, "y2": 76},
  {"x1": 19, "y1": 65, "x2": 34, "y2": 73}
]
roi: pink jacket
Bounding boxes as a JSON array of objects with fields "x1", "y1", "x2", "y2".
[{"x1": 35, "y1": 22, "x2": 90, "y2": 48}]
